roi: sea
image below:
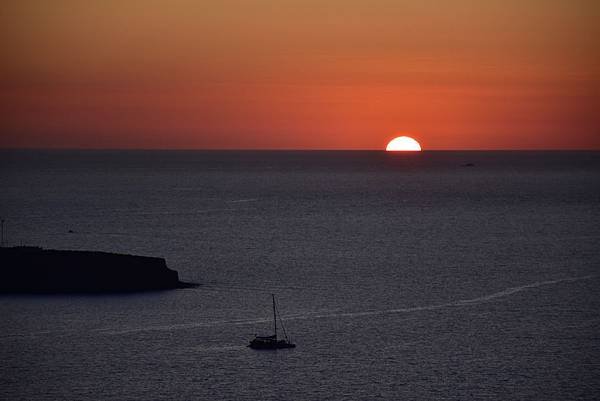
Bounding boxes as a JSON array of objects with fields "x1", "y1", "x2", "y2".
[{"x1": 1, "y1": 150, "x2": 599, "y2": 400}]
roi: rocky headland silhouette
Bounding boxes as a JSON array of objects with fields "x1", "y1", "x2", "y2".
[{"x1": 0, "y1": 246, "x2": 194, "y2": 293}]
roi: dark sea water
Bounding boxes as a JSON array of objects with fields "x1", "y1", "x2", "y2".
[{"x1": 1, "y1": 150, "x2": 599, "y2": 400}]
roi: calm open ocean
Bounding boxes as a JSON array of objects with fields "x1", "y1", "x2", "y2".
[{"x1": 1, "y1": 150, "x2": 599, "y2": 400}]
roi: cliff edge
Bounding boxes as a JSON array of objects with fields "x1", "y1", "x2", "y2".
[{"x1": 0, "y1": 246, "x2": 192, "y2": 293}]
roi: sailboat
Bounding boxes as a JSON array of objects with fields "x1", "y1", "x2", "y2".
[{"x1": 248, "y1": 294, "x2": 296, "y2": 350}]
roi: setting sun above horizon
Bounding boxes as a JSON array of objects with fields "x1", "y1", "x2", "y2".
[
  {"x1": 386, "y1": 137, "x2": 422, "y2": 152},
  {"x1": 1, "y1": 1, "x2": 599, "y2": 150}
]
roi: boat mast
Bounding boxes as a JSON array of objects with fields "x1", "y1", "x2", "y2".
[{"x1": 272, "y1": 293, "x2": 277, "y2": 338}]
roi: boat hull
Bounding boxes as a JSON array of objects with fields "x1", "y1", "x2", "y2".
[{"x1": 248, "y1": 339, "x2": 296, "y2": 350}]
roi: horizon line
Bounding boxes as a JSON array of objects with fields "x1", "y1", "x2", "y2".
[{"x1": 0, "y1": 147, "x2": 599, "y2": 152}]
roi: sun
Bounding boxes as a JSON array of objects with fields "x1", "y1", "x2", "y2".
[{"x1": 386, "y1": 136, "x2": 422, "y2": 151}]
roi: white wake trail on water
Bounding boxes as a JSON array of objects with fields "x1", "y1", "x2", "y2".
[
  {"x1": 312, "y1": 274, "x2": 596, "y2": 320},
  {"x1": 452, "y1": 275, "x2": 595, "y2": 306},
  {"x1": 227, "y1": 198, "x2": 259, "y2": 203},
  {"x1": 99, "y1": 274, "x2": 595, "y2": 336}
]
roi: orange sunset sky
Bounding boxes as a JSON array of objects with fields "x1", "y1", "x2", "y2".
[{"x1": 1, "y1": 0, "x2": 599, "y2": 150}]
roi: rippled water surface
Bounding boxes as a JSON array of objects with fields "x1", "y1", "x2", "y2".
[{"x1": 1, "y1": 150, "x2": 599, "y2": 400}]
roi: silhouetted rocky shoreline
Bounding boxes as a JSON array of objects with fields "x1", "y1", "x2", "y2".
[{"x1": 0, "y1": 246, "x2": 195, "y2": 293}]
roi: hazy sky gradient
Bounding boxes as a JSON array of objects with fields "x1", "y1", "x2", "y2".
[{"x1": 2, "y1": 0, "x2": 599, "y2": 149}]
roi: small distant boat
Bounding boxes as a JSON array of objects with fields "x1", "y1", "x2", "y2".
[{"x1": 248, "y1": 294, "x2": 296, "y2": 350}]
